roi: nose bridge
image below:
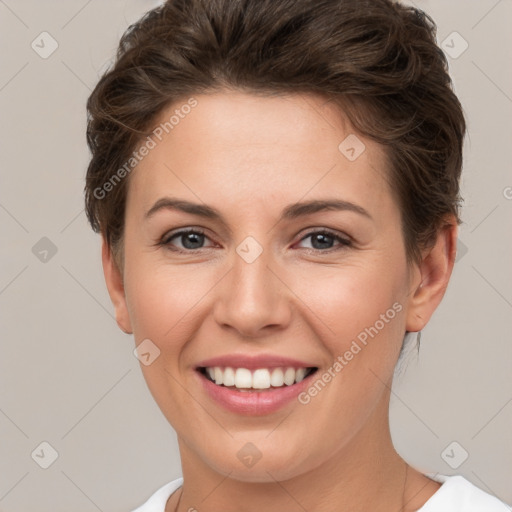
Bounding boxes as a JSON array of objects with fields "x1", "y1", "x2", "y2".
[{"x1": 213, "y1": 235, "x2": 291, "y2": 336}]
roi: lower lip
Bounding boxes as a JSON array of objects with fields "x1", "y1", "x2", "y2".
[{"x1": 195, "y1": 369, "x2": 317, "y2": 415}]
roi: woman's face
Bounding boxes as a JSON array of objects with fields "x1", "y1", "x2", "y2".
[{"x1": 105, "y1": 91, "x2": 444, "y2": 482}]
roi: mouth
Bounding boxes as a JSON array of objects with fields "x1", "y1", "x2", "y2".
[
  {"x1": 196, "y1": 366, "x2": 318, "y2": 392},
  {"x1": 193, "y1": 354, "x2": 321, "y2": 414},
  {"x1": 195, "y1": 364, "x2": 320, "y2": 415}
]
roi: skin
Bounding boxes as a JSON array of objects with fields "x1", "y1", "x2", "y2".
[{"x1": 102, "y1": 91, "x2": 457, "y2": 512}]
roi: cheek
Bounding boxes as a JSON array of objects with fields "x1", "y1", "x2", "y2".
[
  {"x1": 123, "y1": 255, "x2": 216, "y2": 353},
  {"x1": 123, "y1": 259, "x2": 215, "y2": 417},
  {"x1": 289, "y1": 258, "x2": 404, "y2": 344},
  {"x1": 288, "y1": 259, "x2": 406, "y2": 405}
]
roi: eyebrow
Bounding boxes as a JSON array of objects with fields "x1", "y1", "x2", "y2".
[{"x1": 145, "y1": 197, "x2": 372, "y2": 224}]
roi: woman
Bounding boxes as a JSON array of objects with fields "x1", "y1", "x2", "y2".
[{"x1": 84, "y1": 0, "x2": 510, "y2": 510}]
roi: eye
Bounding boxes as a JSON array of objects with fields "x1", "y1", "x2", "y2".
[
  {"x1": 159, "y1": 227, "x2": 352, "y2": 254},
  {"x1": 296, "y1": 229, "x2": 352, "y2": 252},
  {"x1": 160, "y1": 228, "x2": 216, "y2": 252}
]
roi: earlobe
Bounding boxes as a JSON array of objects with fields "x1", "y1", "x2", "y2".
[
  {"x1": 101, "y1": 237, "x2": 133, "y2": 334},
  {"x1": 405, "y1": 219, "x2": 458, "y2": 333}
]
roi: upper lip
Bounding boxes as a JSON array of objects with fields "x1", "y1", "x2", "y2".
[{"x1": 195, "y1": 353, "x2": 318, "y2": 370}]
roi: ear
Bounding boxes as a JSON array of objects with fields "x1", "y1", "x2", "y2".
[
  {"x1": 101, "y1": 237, "x2": 133, "y2": 334},
  {"x1": 406, "y1": 218, "x2": 458, "y2": 333}
]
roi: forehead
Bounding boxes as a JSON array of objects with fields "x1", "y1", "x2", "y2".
[{"x1": 126, "y1": 91, "x2": 396, "y2": 222}]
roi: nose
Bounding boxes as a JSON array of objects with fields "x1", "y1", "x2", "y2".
[{"x1": 213, "y1": 245, "x2": 292, "y2": 338}]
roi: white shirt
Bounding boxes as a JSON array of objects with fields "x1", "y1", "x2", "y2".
[{"x1": 131, "y1": 473, "x2": 511, "y2": 512}]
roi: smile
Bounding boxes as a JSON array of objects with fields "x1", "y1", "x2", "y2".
[
  {"x1": 195, "y1": 364, "x2": 319, "y2": 415},
  {"x1": 199, "y1": 366, "x2": 317, "y2": 390}
]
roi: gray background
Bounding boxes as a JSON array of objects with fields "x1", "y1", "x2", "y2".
[{"x1": 0, "y1": 1, "x2": 511, "y2": 511}]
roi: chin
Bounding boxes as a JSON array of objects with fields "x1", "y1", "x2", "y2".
[{"x1": 196, "y1": 435, "x2": 323, "y2": 484}]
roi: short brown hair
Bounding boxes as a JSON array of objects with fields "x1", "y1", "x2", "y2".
[{"x1": 85, "y1": 0, "x2": 466, "y2": 266}]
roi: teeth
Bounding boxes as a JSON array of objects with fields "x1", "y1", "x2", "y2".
[
  {"x1": 214, "y1": 367, "x2": 223, "y2": 385},
  {"x1": 235, "y1": 368, "x2": 252, "y2": 388},
  {"x1": 295, "y1": 367, "x2": 307, "y2": 382},
  {"x1": 270, "y1": 368, "x2": 284, "y2": 387},
  {"x1": 223, "y1": 367, "x2": 235, "y2": 386},
  {"x1": 252, "y1": 369, "x2": 270, "y2": 389},
  {"x1": 283, "y1": 367, "x2": 295, "y2": 385},
  {"x1": 203, "y1": 366, "x2": 314, "y2": 389}
]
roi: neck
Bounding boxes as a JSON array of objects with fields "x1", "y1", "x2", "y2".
[{"x1": 170, "y1": 390, "x2": 416, "y2": 512}]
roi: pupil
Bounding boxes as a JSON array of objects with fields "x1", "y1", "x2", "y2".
[
  {"x1": 183, "y1": 232, "x2": 203, "y2": 249},
  {"x1": 181, "y1": 233, "x2": 333, "y2": 250},
  {"x1": 312, "y1": 233, "x2": 332, "y2": 249}
]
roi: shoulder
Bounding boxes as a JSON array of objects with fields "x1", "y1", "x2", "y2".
[
  {"x1": 418, "y1": 474, "x2": 511, "y2": 512},
  {"x1": 128, "y1": 474, "x2": 511, "y2": 512},
  {"x1": 131, "y1": 477, "x2": 184, "y2": 512}
]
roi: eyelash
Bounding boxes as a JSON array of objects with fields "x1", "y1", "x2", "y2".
[{"x1": 159, "y1": 228, "x2": 352, "y2": 254}]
